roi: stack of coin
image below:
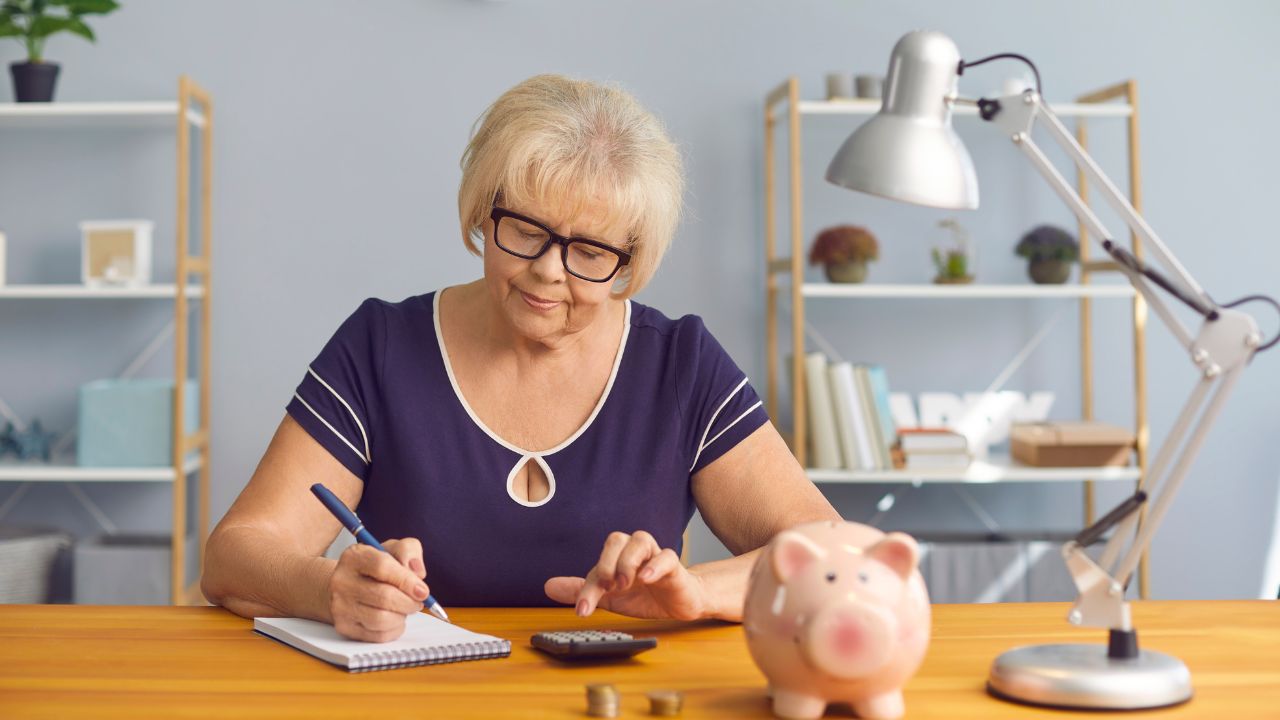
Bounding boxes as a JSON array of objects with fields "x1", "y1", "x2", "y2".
[
  {"x1": 647, "y1": 689, "x2": 683, "y2": 716},
  {"x1": 585, "y1": 683, "x2": 620, "y2": 718}
]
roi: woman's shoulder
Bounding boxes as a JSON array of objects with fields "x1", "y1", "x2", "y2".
[{"x1": 628, "y1": 299, "x2": 710, "y2": 340}]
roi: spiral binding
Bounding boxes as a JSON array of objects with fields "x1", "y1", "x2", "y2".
[{"x1": 349, "y1": 638, "x2": 512, "y2": 673}]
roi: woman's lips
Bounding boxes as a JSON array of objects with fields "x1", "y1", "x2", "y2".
[{"x1": 520, "y1": 290, "x2": 561, "y2": 311}]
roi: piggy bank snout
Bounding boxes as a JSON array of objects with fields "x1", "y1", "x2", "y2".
[{"x1": 800, "y1": 601, "x2": 897, "y2": 680}]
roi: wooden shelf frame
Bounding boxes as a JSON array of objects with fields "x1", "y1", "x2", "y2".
[
  {"x1": 173, "y1": 76, "x2": 214, "y2": 606},
  {"x1": 0, "y1": 77, "x2": 212, "y2": 606},
  {"x1": 762, "y1": 76, "x2": 1149, "y2": 597}
]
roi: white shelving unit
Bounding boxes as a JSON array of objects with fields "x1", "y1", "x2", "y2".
[
  {"x1": 0, "y1": 284, "x2": 205, "y2": 299},
  {"x1": 799, "y1": 283, "x2": 1135, "y2": 299},
  {"x1": 763, "y1": 77, "x2": 1152, "y2": 592},
  {"x1": 807, "y1": 455, "x2": 1142, "y2": 485},
  {"x1": 0, "y1": 101, "x2": 206, "y2": 128},
  {"x1": 0, "y1": 78, "x2": 214, "y2": 605}
]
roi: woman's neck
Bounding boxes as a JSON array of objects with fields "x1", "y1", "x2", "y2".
[{"x1": 451, "y1": 281, "x2": 623, "y2": 366}]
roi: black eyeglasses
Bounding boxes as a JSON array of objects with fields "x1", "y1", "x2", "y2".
[{"x1": 490, "y1": 206, "x2": 631, "y2": 283}]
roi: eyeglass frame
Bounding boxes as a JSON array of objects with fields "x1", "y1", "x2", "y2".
[{"x1": 489, "y1": 206, "x2": 632, "y2": 283}]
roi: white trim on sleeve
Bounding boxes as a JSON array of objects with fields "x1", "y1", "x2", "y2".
[
  {"x1": 688, "y1": 377, "x2": 750, "y2": 473},
  {"x1": 307, "y1": 366, "x2": 371, "y2": 463},
  {"x1": 292, "y1": 392, "x2": 370, "y2": 466}
]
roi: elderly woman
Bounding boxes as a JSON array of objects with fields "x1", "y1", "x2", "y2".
[{"x1": 202, "y1": 74, "x2": 839, "y2": 642}]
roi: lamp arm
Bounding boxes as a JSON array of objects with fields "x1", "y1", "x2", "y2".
[
  {"x1": 973, "y1": 92, "x2": 1265, "y2": 634},
  {"x1": 1021, "y1": 95, "x2": 1213, "y2": 310},
  {"x1": 980, "y1": 94, "x2": 1199, "y2": 350}
]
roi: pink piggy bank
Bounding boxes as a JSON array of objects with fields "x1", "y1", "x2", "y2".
[{"x1": 743, "y1": 520, "x2": 931, "y2": 720}]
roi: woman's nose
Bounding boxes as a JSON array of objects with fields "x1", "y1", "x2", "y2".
[{"x1": 530, "y1": 242, "x2": 567, "y2": 282}]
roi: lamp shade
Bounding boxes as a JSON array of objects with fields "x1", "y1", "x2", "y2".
[{"x1": 825, "y1": 31, "x2": 980, "y2": 210}]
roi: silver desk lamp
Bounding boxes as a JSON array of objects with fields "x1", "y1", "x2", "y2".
[{"x1": 826, "y1": 30, "x2": 1277, "y2": 711}]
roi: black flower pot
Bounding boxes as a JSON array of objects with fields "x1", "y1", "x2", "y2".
[
  {"x1": 1028, "y1": 258, "x2": 1072, "y2": 284},
  {"x1": 10, "y1": 61, "x2": 60, "y2": 103}
]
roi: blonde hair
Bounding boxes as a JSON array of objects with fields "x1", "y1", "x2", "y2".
[{"x1": 458, "y1": 74, "x2": 684, "y2": 297}]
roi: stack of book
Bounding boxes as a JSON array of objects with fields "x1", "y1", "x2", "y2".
[
  {"x1": 897, "y1": 428, "x2": 971, "y2": 470},
  {"x1": 805, "y1": 353, "x2": 897, "y2": 471}
]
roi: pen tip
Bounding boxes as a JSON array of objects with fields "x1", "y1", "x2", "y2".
[{"x1": 431, "y1": 605, "x2": 451, "y2": 623}]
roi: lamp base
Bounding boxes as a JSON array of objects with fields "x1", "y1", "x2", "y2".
[{"x1": 987, "y1": 644, "x2": 1192, "y2": 710}]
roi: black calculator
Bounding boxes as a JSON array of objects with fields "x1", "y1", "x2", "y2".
[{"x1": 530, "y1": 630, "x2": 658, "y2": 660}]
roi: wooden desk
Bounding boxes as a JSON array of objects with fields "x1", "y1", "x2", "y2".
[{"x1": 0, "y1": 601, "x2": 1276, "y2": 718}]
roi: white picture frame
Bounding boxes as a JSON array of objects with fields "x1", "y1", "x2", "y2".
[{"x1": 80, "y1": 220, "x2": 153, "y2": 287}]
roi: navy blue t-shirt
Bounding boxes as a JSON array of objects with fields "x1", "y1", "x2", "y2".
[{"x1": 285, "y1": 291, "x2": 768, "y2": 606}]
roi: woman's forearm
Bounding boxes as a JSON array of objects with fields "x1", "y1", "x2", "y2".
[
  {"x1": 689, "y1": 548, "x2": 764, "y2": 623},
  {"x1": 202, "y1": 525, "x2": 337, "y2": 622}
]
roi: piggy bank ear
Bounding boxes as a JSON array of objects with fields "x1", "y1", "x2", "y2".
[
  {"x1": 770, "y1": 531, "x2": 827, "y2": 582},
  {"x1": 866, "y1": 532, "x2": 920, "y2": 580}
]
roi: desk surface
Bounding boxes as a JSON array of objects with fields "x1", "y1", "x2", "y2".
[{"x1": 0, "y1": 601, "x2": 1276, "y2": 719}]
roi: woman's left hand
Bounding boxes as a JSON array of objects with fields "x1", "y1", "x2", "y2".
[{"x1": 544, "y1": 530, "x2": 711, "y2": 621}]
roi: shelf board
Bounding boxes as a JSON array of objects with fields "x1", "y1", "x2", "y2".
[
  {"x1": 797, "y1": 99, "x2": 1132, "y2": 119},
  {"x1": 0, "y1": 101, "x2": 206, "y2": 128},
  {"x1": 800, "y1": 283, "x2": 1136, "y2": 299},
  {"x1": 807, "y1": 455, "x2": 1141, "y2": 484},
  {"x1": 0, "y1": 454, "x2": 202, "y2": 483},
  {"x1": 0, "y1": 284, "x2": 205, "y2": 299}
]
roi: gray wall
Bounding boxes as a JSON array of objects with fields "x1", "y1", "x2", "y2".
[{"x1": 1, "y1": 0, "x2": 1276, "y2": 600}]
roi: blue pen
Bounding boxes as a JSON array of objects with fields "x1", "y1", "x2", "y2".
[{"x1": 310, "y1": 482, "x2": 450, "y2": 623}]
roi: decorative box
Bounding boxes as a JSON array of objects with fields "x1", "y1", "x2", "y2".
[
  {"x1": 1010, "y1": 421, "x2": 1134, "y2": 467},
  {"x1": 80, "y1": 219, "x2": 153, "y2": 287},
  {"x1": 77, "y1": 378, "x2": 198, "y2": 467}
]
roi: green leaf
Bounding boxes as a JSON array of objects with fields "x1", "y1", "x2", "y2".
[
  {"x1": 0, "y1": 20, "x2": 22, "y2": 37},
  {"x1": 28, "y1": 14, "x2": 71, "y2": 38},
  {"x1": 59, "y1": 0, "x2": 116, "y2": 13},
  {"x1": 64, "y1": 13, "x2": 91, "y2": 39}
]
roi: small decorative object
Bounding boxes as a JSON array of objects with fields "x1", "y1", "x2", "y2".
[
  {"x1": 0, "y1": 419, "x2": 55, "y2": 461},
  {"x1": 0, "y1": 422, "x2": 17, "y2": 457},
  {"x1": 855, "y1": 74, "x2": 883, "y2": 99},
  {"x1": 825, "y1": 72, "x2": 853, "y2": 101},
  {"x1": 931, "y1": 217, "x2": 974, "y2": 284},
  {"x1": 81, "y1": 220, "x2": 153, "y2": 287},
  {"x1": 1010, "y1": 421, "x2": 1135, "y2": 467},
  {"x1": 808, "y1": 225, "x2": 878, "y2": 283},
  {"x1": 78, "y1": 378, "x2": 199, "y2": 467},
  {"x1": 744, "y1": 520, "x2": 931, "y2": 720},
  {"x1": 1015, "y1": 224, "x2": 1079, "y2": 284},
  {"x1": 0, "y1": 0, "x2": 121, "y2": 103}
]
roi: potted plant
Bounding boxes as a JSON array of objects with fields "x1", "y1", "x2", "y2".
[
  {"x1": 1016, "y1": 224, "x2": 1079, "y2": 284},
  {"x1": 0, "y1": 0, "x2": 119, "y2": 103},
  {"x1": 932, "y1": 218, "x2": 974, "y2": 284},
  {"x1": 809, "y1": 225, "x2": 879, "y2": 283}
]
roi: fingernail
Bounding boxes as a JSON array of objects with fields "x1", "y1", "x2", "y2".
[
  {"x1": 414, "y1": 584, "x2": 428, "y2": 600},
  {"x1": 640, "y1": 568, "x2": 655, "y2": 582},
  {"x1": 576, "y1": 599, "x2": 589, "y2": 617},
  {"x1": 411, "y1": 559, "x2": 425, "y2": 575}
]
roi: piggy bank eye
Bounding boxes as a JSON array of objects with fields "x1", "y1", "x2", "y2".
[
  {"x1": 825, "y1": 572, "x2": 837, "y2": 583},
  {"x1": 858, "y1": 572, "x2": 869, "y2": 583}
]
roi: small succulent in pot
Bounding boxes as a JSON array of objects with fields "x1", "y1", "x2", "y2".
[
  {"x1": 809, "y1": 225, "x2": 879, "y2": 283},
  {"x1": 932, "y1": 218, "x2": 974, "y2": 284},
  {"x1": 1016, "y1": 224, "x2": 1079, "y2": 284}
]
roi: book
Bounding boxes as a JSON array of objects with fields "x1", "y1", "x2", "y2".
[
  {"x1": 904, "y1": 451, "x2": 972, "y2": 471},
  {"x1": 804, "y1": 352, "x2": 843, "y2": 469},
  {"x1": 865, "y1": 366, "x2": 899, "y2": 455},
  {"x1": 900, "y1": 428, "x2": 968, "y2": 452},
  {"x1": 853, "y1": 366, "x2": 889, "y2": 469},
  {"x1": 828, "y1": 362, "x2": 875, "y2": 471},
  {"x1": 254, "y1": 612, "x2": 511, "y2": 672}
]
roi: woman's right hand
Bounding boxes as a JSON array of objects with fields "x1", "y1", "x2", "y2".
[{"x1": 328, "y1": 538, "x2": 430, "y2": 642}]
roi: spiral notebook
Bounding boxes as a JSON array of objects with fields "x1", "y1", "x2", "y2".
[{"x1": 254, "y1": 613, "x2": 511, "y2": 672}]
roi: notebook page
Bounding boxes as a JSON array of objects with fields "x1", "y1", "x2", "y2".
[{"x1": 254, "y1": 612, "x2": 508, "y2": 668}]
